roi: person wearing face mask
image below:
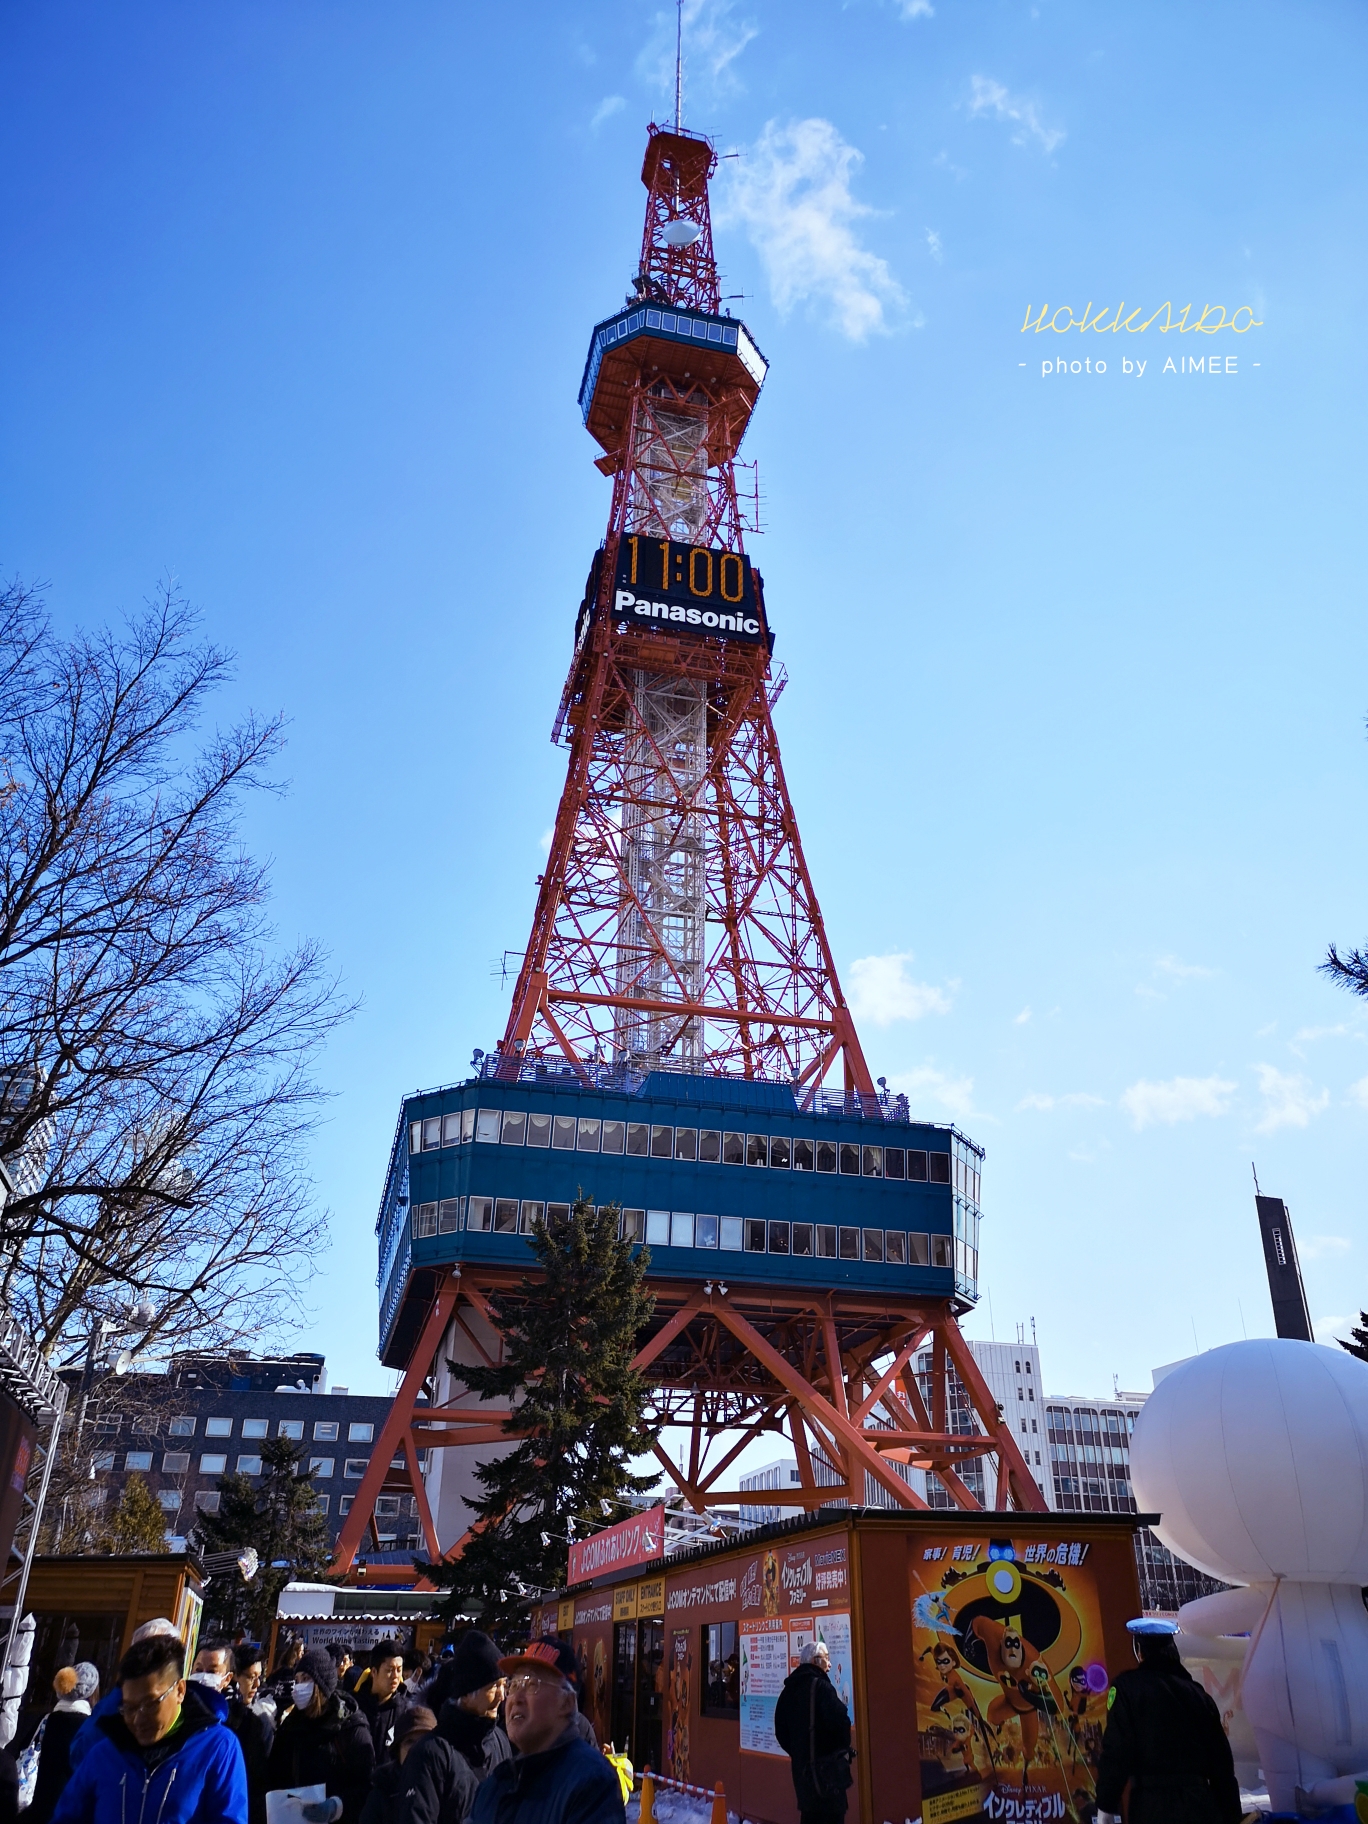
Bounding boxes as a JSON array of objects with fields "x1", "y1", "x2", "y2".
[
  {"x1": 266, "y1": 1647, "x2": 375, "y2": 1822},
  {"x1": 357, "y1": 1643, "x2": 412, "y2": 1769},
  {"x1": 434, "y1": 1634, "x2": 511, "y2": 1785}
]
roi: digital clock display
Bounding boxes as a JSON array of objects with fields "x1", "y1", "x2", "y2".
[{"x1": 611, "y1": 535, "x2": 767, "y2": 645}]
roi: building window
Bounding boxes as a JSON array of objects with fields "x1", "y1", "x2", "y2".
[
  {"x1": 646, "y1": 1210, "x2": 670, "y2": 1245},
  {"x1": 651, "y1": 1125, "x2": 674, "y2": 1158},
  {"x1": 601, "y1": 1120, "x2": 625, "y2": 1154},
  {"x1": 200, "y1": 1453, "x2": 228, "y2": 1475},
  {"x1": 619, "y1": 1209, "x2": 646, "y2": 1243},
  {"x1": 313, "y1": 1493, "x2": 330, "y2": 1514},
  {"x1": 194, "y1": 1491, "x2": 220, "y2": 1514},
  {"x1": 862, "y1": 1229, "x2": 883, "y2": 1262},
  {"x1": 793, "y1": 1138, "x2": 814, "y2": 1171},
  {"x1": 309, "y1": 1457, "x2": 336, "y2": 1479},
  {"x1": 698, "y1": 1129, "x2": 721, "y2": 1163},
  {"x1": 552, "y1": 1116, "x2": 577, "y2": 1150},
  {"x1": 838, "y1": 1143, "x2": 860, "y2": 1175},
  {"x1": 475, "y1": 1109, "x2": 501, "y2": 1143},
  {"x1": 501, "y1": 1110, "x2": 526, "y2": 1145},
  {"x1": 838, "y1": 1228, "x2": 859, "y2": 1260},
  {"x1": 92, "y1": 1452, "x2": 116, "y2": 1472},
  {"x1": 236, "y1": 1455, "x2": 263, "y2": 1476},
  {"x1": 348, "y1": 1423, "x2": 374, "y2": 1443},
  {"x1": 816, "y1": 1140, "x2": 837, "y2": 1173},
  {"x1": 205, "y1": 1417, "x2": 233, "y2": 1438},
  {"x1": 278, "y1": 1419, "x2": 304, "y2": 1440},
  {"x1": 816, "y1": 1225, "x2": 837, "y2": 1258},
  {"x1": 168, "y1": 1417, "x2": 196, "y2": 1438},
  {"x1": 344, "y1": 1459, "x2": 369, "y2": 1479},
  {"x1": 124, "y1": 1451, "x2": 153, "y2": 1472},
  {"x1": 158, "y1": 1489, "x2": 182, "y2": 1512},
  {"x1": 747, "y1": 1134, "x2": 769, "y2": 1167},
  {"x1": 674, "y1": 1127, "x2": 697, "y2": 1161},
  {"x1": 723, "y1": 1131, "x2": 744, "y2": 1165},
  {"x1": 720, "y1": 1216, "x2": 743, "y2": 1250},
  {"x1": 162, "y1": 1452, "x2": 191, "y2": 1473},
  {"x1": 527, "y1": 1113, "x2": 552, "y2": 1148},
  {"x1": 375, "y1": 1496, "x2": 401, "y2": 1517},
  {"x1": 338, "y1": 1495, "x2": 353, "y2": 1515},
  {"x1": 242, "y1": 1418, "x2": 269, "y2": 1440},
  {"x1": 627, "y1": 1123, "x2": 649, "y2": 1156},
  {"x1": 885, "y1": 1230, "x2": 906, "y2": 1265},
  {"x1": 314, "y1": 1422, "x2": 339, "y2": 1442},
  {"x1": 743, "y1": 1219, "x2": 766, "y2": 1252},
  {"x1": 577, "y1": 1118, "x2": 601, "y2": 1151},
  {"x1": 929, "y1": 1152, "x2": 952, "y2": 1184},
  {"x1": 862, "y1": 1146, "x2": 883, "y2": 1178},
  {"x1": 703, "y1": 1622, "x2": 739, "y2": 1717}
]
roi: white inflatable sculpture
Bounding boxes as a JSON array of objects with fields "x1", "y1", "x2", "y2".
[{"x1": 1130, "y1": 1338, "x2": 1368, "y2": 1812}]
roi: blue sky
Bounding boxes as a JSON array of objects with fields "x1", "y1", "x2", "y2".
[{"x1": 2, "y1": 0, "x2": 1366, "y2": 1405}]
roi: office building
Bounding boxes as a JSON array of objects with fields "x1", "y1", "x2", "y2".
[{"x1": 75, "y1": 1352, "x2": 405, "y2": 1552}]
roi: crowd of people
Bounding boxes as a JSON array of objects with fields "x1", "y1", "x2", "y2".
[{"x1": 19, "y1": 1622, "x2": 625, "y2": 1824}]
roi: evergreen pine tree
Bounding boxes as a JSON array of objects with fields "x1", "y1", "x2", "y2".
[
  {"x1": 428, "y1": 1198, "x2": 658, "y2": 1635},
  {"x1": 99, "y1": 1472, "x2": 171, "y2": 1553},
  {"x1": 196, "y1": 1436, "x2": 333, "y2": 1636},
  {"x1": 1339, "y1": 1312, "x2": 1368, "y2": 1363}
]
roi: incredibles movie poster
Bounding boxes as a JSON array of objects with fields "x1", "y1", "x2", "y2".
[{"x1": 909, "y1": 1534, "x2": 1112, "y2": 1824}]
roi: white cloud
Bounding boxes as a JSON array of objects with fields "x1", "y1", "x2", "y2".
[
  {"x1": 1013, "y1": 1006, "x2": 1032, "y2": 1025},
  {"x1": 1120, "y1": 1074, "x2": 1235, "y2": 1130},
  {"x1": 636, "y1": 0, "x2": 758, "y2": 111},
  {"x1": 1016, "y1": 1092, "x2": 1106, "y2": 1112},
  {"x1": 1155, "y1": 955, "x2": 1214, "y2": 981},
  {"x1": 967, "y1": 74, "x2": 1065, "y2": 155},
  {"x1": 1254, "y1": 1063, "x2": 1329, "y2": 1133},
  {"x1": 924, "y1": 227, "x2": 943, "y2": 263},
  {"x1": 1313, "y1": 1314, "x2": 1350, "y2": 1343},
  {"x1": 888, "y1": 1065, "x2": 976, "y2": 1122},
  {"x1": 1350, "y1": 1075, "x2": 1368, "y2": 1110},
  {"x1": 538, "y1": 828, "x2": 554, "y2": 855},
  {"x1": 721, "y1": 118, "x2": 906, "y2": 340},
  {"x1": 1300, "y1": 1235, "x2": 1352, "y2": 1262},
  {"x1": 847, "y1": 952, "x2": 952, "y2": 1026},
  {"x1": 895, "y1": 0, "x2": 934, "y2": 18},
  {"x1": 590, "y1": 95, "x2": 626, "y2": 131}
]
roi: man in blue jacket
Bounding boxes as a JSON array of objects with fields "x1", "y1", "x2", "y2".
[
  {"x1": 52, "y1": 1632, "x2": 247, "y2": 1824},
  {"x1": 471, "y1": 1641, "x2": 622, "y2": 1824}
]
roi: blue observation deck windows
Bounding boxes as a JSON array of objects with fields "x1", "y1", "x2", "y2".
[
  {"x1": 793, "y1": 1139, "x2": 813, "y2": 1171},
  {"x1": 747, "y1": 1134, "x2": 768, "y2": 1167},
  {"x1": 699, "y1": 1130, "x2": 721, "y2": 1162},
  {"x1": 723, "y1": 1131, "x2": 744, "y2": 1164},
  {"x1": 578, "y1": 1118, "x2": 601, "y2": 1149},
  {"x1": 627, "y1": 1123, "x2": 649, "y2": 1155},
  {"x1": 771, "y1": 1137, "x2": 791, "y2": 1169},
  {"x1": 839, "y1": 1143, "x2": 860, "y2": 1175},
  {"x1": 502, "y1": 1111, "x2": 526, "y2": 1144},
  {"x1": 863, "y1": 1146, "x2": 883, "y2": 1177},
  {"x1": 415, "y1": 1196, "x2": 946, "y2": 1274},
  {"x1": 651, "y1": 1125, "x2": 673, "y2": 1157},
  {"x1": 528, "y1": 1114, "x2": 551, "y2": 1147},
  {"x1": 553, "y1": 1116, "x2": 576, "y2": 1148},
  {"x1": 602, "y1": 1120, "x2": 625, "y2": 1153},
  {"x1": 674, "y1": 1128, "x2": 697, "y2": 1160},
  {"x1": 817, "y1": 1141, "x2": 837, "y2": 1172},
  {"x1": 476, "y1": 1109, "x2": 501, "y2": 1143}
]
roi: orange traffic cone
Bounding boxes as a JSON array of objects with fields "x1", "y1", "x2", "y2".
[
  {"x1": 709, "y1": 1781, "x2": 727, "y2": 1824},
  {"x1": 639, "y1": 1769, "x2": 657, "y2": 1824}
]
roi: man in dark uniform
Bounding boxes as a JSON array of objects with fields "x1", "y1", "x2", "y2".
[
  {"x1": 1096, "y1": 1619, "x2": 1242, "y2": 1824},
  {"x1": 773, "y1": 1642, "x2": 853, "y2": 1824}
]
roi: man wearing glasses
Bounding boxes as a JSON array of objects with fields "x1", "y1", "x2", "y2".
[
  {"x1": 469, "y1": 1642, "x2": 623, "y2": 1823},
  {"x1": 51, "y1": 1633, "x2": 248, "y2": 1824}
]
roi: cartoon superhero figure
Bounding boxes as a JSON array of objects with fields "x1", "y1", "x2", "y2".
[
  {"x1": 968, "y1": 1613, "x2": 1045, "y2": 1787},
  {"x1": 921, "y1": 1640, "x2": 994, "y2": 1754},
  {"x1": 762, "y1": 1550, "x2": 780, "y2": 1618}
]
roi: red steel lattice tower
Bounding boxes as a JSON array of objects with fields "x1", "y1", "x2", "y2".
[
  {"x1": 502, "y1": 125, "x2": 874, "y2": 1097},
  {"x1": 327, "y1": 122, "x2": 1046, "y2": 1586}
]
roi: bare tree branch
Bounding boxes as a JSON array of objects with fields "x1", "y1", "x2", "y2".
[{"x1": 0, "y1": 579, "x2": 355, "y2": 1360}]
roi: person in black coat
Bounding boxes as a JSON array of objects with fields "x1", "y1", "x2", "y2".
[
  {"x1": 357, "y1": 1643, "x2": 413, "y2": 1771},
  {"x1": 361, "y1": 1707, "x2": 481, "y2": 1824},
  {"x1": 434, "y1": 1634, "x2": 511, "y2": 1786},
  {"x1": 29, "y1": 1663, "x2": 100, "y2": 1824},
  {"x1": 773, "y1": 1641, "x2": 852, "y2": 1824},
  {"x1": 1096, "y1": 1624, "x2": 1242, "y2": 1824},
  {"x1": 227, "y1": 1647, "x2": 275, "y2": 1824},
  {"x1": 266, "y1": 1647, "x2": 375, "y2": 1823}
]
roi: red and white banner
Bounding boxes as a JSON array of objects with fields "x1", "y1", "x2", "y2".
[{"x1": 567, "y1": 1503, "x2": 665, "y2": 1586}]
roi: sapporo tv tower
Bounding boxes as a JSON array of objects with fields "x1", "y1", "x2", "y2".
[{"x1": 332, "y1": 118, "x2": 1044, "y2": 1579}]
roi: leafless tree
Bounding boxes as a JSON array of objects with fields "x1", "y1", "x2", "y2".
[{"x1": 0, "y1": 579, "x2": 352, "y2": 1364}]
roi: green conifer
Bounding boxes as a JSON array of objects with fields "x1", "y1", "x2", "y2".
[
  {"x1": 1339, "y1": 1312, "x2": 1368, "y2": 1363},
  {"x1": 99, "y1": 1472, "x2": 172, "y2": 1554},
  {"x1": 428, "y1": 1198, "x2": 658, "y2": 1635}
]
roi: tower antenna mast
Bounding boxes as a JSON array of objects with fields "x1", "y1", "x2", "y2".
[{"x1": 675, "y1": 0, "x2": 684, "y2": 131}]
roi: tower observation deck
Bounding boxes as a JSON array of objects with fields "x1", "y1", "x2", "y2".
[{"x1": 331, "y1": 125, "x2": 1045, "y2": 1580}]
